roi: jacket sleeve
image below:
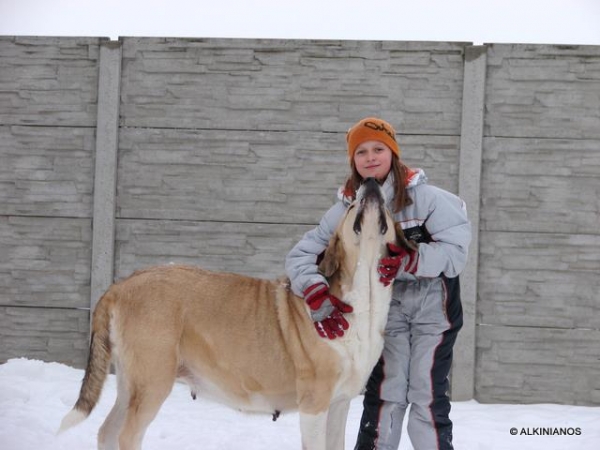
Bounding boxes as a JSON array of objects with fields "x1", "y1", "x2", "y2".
[
  {"x1": 285, "y1": 201, "x2": 347, "y2": 296},
  {"x1": 414, "y1": 186, "x2": 472, "y2": 278}
]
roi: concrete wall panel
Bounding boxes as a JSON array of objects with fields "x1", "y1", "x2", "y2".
[
  {"x1": 0, "y1": 306, "x2": 89, "y2": 368},
  {"x1": 0, "y1": 216, "x2": 92, "y2": 308},
  {"x1": 476, "y1": 325, "x2": 600, "y2": 405},
  {"x1": 117, "y1": 128, "x2": 459, "y2": 223},
  {"x1": 0, "y1": 125, "x2": 95, "y2": 217},
  {"x1": 115, "y1": 219, "x2": 313, "y2": 280},
  {"x1": 485, "y1": 44, "x2": 600, "y2": 139},
  {"x1": 0, "y1": 36, "x2": 102, "y2": 127},
  {"x1": 481, "y1": 137, "x2": 600, "y2": 234},
  {"x1": 120, "y1": 38, "x2": 466, "y2": 135}
]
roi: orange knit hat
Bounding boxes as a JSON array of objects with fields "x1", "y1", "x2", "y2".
[{"x1": 346, "y1": 117, "x2": 400, "y2": 160}]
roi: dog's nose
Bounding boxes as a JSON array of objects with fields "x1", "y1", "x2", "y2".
[{"x1": 361, "y1": 178, "x2": 382, "y2": 203}]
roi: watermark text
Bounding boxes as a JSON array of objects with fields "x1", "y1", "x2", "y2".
[{"x1": 510, "y1": 427, "x2": 582, "y2": 436}]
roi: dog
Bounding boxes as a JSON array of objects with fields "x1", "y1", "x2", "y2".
[{"x1": 59, "y1": 177, "x2": 414, "y2": 450}]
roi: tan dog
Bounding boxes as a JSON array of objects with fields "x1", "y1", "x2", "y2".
[{"x1": 59, "y1": 178, "x2": 413, "y2": 450}]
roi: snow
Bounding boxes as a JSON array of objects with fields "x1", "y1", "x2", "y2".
[{"x1": 1, "y1": 358, "x2": 598, "y2": 450}]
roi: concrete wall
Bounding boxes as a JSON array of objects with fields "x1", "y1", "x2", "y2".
[
  {"x1": 476, "y1": 44, "x2": 600, "y2": 405},
  {"x1": 0, "y1": 37, "x2": 101, "y2": 366},
  {"x1": 1, "y1": 36, "x2": 598, "y2": 405}
]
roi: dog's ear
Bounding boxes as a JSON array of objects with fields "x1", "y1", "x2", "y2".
[
  {"x1": 394, "y1": 222, "x2": 419, "y2": 252},
  {"x1": 318, "y1": 234, "x2": 343, "y2": 278}
]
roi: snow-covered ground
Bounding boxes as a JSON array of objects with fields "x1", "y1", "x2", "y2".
[{"x1": 0, "y1": 358, "x2": 598, "y2": 450}]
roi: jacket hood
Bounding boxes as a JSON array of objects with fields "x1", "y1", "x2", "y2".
[{"x1": 406, "y1": 168, "x2": 428, "y2": 189}]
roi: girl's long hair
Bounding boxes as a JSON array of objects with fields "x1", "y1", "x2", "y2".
[{"x1": 342, "y1": 156, "x2": 413, "y2": 213}]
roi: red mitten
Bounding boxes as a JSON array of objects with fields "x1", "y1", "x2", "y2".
[
  {"x1": 378, "y1": 243, "x2": 419, "y2": 286},
  {"x1": 303, "y1": 283, "x2": 353, "y2": 339}
]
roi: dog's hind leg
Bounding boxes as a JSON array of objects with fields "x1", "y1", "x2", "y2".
[
  {"x1": 98, "y1": 397, "x2": 126, "y2": 450},
  {"x1": 117, "y1": 344, "x2": 179, "y2": 450},
  {"x1": 98, "y1": 365, "x2": 128, "y2": 450},
  {"x1": 326, "y1": 398, "x2": 351, "y2": 450},
  {"x1": 117, "y1": 370, "x2": 176, "y2": 450},
  {"x1": 299, "y1": 410, "x2": 328, "y2": 450}
]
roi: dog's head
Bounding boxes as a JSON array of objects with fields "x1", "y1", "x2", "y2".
[{"x1": 319, "y1": 178, "x2": 413, "y2": 281}]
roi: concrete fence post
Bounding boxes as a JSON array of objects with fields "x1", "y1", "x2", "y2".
[
  {"x1": 90, "y1": 40, "x2": 122, "y2": 315},
  {"x1": 452, "y1": 45, "x2": 487, "y2": 400}
]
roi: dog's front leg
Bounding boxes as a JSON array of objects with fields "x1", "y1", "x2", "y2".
[
  {"x1": 299, "y1": 410, "x2": 328, "y2": 450},
  {"x1": 326, "y1": 398, "x2": 351, "y2": 450}
]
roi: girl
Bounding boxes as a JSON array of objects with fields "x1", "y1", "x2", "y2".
[{"x1": 285, "y1": 117, "x2": 471, "y2": 450}]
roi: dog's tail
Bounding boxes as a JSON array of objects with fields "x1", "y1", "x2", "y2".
[{"x1": 58, "y1": 288, "x2": 114, "y2": 434}]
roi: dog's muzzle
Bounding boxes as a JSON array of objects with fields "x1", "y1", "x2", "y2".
[{"x1": 353, "y1": 177, "x2": 388, "y2": 236}]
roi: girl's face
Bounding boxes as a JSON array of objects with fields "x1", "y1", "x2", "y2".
[{"x1": 353, "y1": 140, "x2": 393, "y2": 181}]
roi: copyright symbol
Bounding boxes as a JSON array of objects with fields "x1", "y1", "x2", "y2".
[{"x1": 510, "y1": 428, "x2": 518, "y2": 435}]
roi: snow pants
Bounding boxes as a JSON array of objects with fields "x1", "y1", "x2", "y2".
[{"x1": 354, "y1": 276, "x2": 463, "y2": 450}]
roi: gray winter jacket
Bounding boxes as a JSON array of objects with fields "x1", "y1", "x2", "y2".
[{"x1": 285, "y1": 169, "x2": 471, "y2": 296}]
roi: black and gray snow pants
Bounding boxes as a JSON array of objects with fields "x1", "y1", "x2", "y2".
[{"x1": 354, "y1": 276, "x2": 463, "y2": 450}]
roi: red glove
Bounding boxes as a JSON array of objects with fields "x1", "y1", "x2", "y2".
[
  {"x1": 378, "y1": 243, "x2": 419, "y2": 286},
  {"x1": 303, "y1": 283, "x2": 354, "y2": 339}
]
